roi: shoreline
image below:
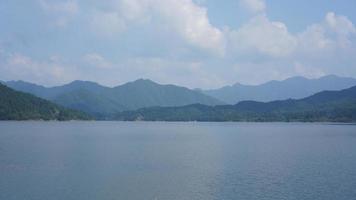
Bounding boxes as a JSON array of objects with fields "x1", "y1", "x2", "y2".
[{"x1": 1, "y1": 120, "x2": 356, "y2": 125}]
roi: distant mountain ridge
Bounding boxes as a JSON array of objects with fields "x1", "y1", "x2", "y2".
[
  {"x1": 4, "y1": 79, "x2": 223, "y2": 117},
  {"x1": 203, "y1": 75, "x2": 356, "y2": 104},
  {"x1": 0, "y1": 83, "x2": 90, "y2": 120},
  {"x1": 4, "y1": 75, "x2": 356, "y2": 120},
  {"x1": 115, "y1": 85, "x2": 356, "y2": 122}
]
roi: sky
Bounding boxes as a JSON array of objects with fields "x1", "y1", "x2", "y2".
[{"x1": 0, "y1": 0, "x2": 356, "y2": 89}]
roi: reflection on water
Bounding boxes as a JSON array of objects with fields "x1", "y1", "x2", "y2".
[{"x1": 0, "y1": 122, "x2": 356, "y2": 200}]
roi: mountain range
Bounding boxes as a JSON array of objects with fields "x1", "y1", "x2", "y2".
[
  {"x1": 0, "y1": 83, "x2": 90, "y2": 120},
  {"x1": 2, "y1": 75, "x2": 356, "y2": 121},
  {"x1": 115, "y1": 85, "x2": 356, "y2": 122},
  {"x1": 203, "y1": 75, "x2": 356, "y2": 104},
  {"x1": 4, "y1": 79, "x2": 222, "y2": 118}
]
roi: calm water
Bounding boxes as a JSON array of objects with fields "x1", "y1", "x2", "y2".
[{"x1": 0, "y1": 122, "x2": 356, "y2": 200}]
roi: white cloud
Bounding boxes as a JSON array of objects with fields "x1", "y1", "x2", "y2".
[
  {"x1": 297, "y1": 24, "x2": 333, "y2": 53},
  {"x1": 325, "y1": 12, "x2": 356, "y2": 36},
  {"x1": 83, "y1": 53, "x2": 113, "y2": 69},
  {"x1": 229, "y1": 15, "x2": 297, "y2": 57},
  {"x1": 90, "y1": 0, "x2": 225, "y2": 55},
  {"x1": 39, "y1": 0, "x2": 79, "y2": 14},
  {"x1": 38, "y1": 0, "x2": 79, "y2": 27},
  {"x1": 228, "y1": 12, "x2": 355, "y2": 59},
  {"x1": 154, "y1": 0, "x2": 225, "y2": 55},
  {"x1": 297, "y1": 12, "x2": 356, "y2": 53},
  {"x1": 91, "y1": 12, "x2": 127, "y2": 36},
  {"x1": 1, "y1": 53, "x2": 76, "y2": 86},
  {"x1": 240, "y1": 0, "x2": 266, "y2": 14},
  {"x1": 114, "y1": 0, "x2": 150, "y2": 22},
  {"x1": 90, "y1": 0, "x2": 150, "y2": 36}
]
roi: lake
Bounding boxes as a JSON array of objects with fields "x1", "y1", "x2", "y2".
[{"x1": 0, "y1": 122, "x2": 356, "y2": 200}]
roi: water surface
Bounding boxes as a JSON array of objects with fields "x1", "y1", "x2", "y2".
[{"x1": 0, "y1": 122, "x2": 356, "y2": 200}]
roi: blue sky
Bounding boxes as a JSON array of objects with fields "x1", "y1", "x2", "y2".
[{"x1": 1, "y1": 0, "x2": 356, "y2": 88}]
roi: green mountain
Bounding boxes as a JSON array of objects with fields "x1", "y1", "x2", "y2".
[
  {"x1": 0, "y1": 84, "x2": 91, "y2": 120},
  {"x1": 5, "y1": 79, "x2": 223, "y2": 117},
  {"x1": 204, "y1": 75, "x2": 356, "y2": 104},
  {"x1": 115, "y1": 85, "x2": 356, "y2": 122}
]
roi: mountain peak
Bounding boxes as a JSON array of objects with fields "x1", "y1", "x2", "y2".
[
  {"x1": 119, "y1": 79, "x2": 160, "y2": 88},
  {"x1": 60, "y1": 80, "x2": 106, "y2": 90},
  {"x1": 233, "y1": 82, "x2": 244, "y2": 87},
  {"x1": 6, "y1": 80, "x2": 44, "y2": 86},
  {"x1": 132, "y1": 78, "x2": 157, "y2": 84},
  {"x1": 67, "y1": 80, "x2": 101, "y2": 86}
]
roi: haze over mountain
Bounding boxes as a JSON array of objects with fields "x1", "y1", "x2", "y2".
[
  {"x1": 115, "y1": 85, "x2": 356, "y2": 122},
  {"x1": 0, "y1": 83, "x2": 90, "y2": 120},
  {"x1": 203, "y1": 75, "x2": 356, "y2": 104},
  {"x1": 5, "y1": 79, "x2": 223, "y2": 117}
]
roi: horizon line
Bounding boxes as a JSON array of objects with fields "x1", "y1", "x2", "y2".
[{"x1": 1, "y1": 74, "x2": 355, "y2": 90}]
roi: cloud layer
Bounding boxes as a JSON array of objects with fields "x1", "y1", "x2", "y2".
[
  {"x1": 239, "y1": 0, "x2": 266, "y2": 14},
  {"x1": 89, "y1": 0, "x2": 225, "y2": 55},
  {"x1": 0, "y1": 0, "x2": 355, "y2": 88}
]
